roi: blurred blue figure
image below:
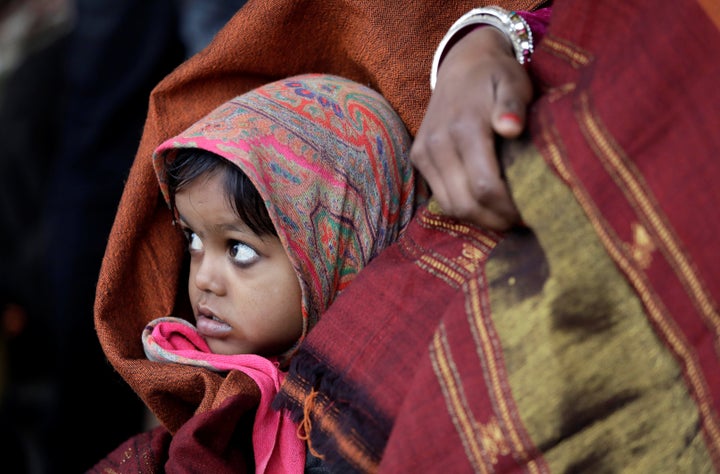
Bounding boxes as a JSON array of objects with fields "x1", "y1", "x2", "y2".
[{"x1": 0, "y1": 0, "x2": 247, "y2": 472}]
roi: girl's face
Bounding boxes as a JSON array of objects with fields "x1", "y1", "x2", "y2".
[{"x1": 174, "y1": 170, "x2": 303, "y2": 357}]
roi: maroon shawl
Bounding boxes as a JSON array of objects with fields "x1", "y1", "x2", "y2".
[{"x1": 275, "y1": 0, "x2": 720, "y2": 472}]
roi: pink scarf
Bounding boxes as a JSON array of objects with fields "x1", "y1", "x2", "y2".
[{"x1": 142, "y1": 317, "x2": 304, "y2": 473}]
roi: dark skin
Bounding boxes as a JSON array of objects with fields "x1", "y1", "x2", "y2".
[{"x1": 411, "y1": 26, "x2": 532, "y2": 231}]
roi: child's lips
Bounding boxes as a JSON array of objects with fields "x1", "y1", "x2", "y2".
[{"x1": 196, "y1": 313, "x2": 232, "y2": 338}]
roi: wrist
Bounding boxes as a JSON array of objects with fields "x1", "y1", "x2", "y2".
[{"x1": 431, "y1": 6, "x2": 534, "y2": 90}]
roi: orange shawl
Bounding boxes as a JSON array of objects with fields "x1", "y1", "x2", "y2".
[{"x1": 94, "y1": 0, "x2": 543, "y2": 437}]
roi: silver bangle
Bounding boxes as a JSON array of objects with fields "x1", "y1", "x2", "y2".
[{"x1": 430, "y1": 6, "x2": 534, "y2": 90}]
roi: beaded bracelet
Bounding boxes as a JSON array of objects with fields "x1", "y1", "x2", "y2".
[{"x1": 430, "y1": 6, "x2": 534, "y2": 90}]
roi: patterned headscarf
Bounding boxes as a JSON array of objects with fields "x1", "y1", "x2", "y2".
[{"x1": 152, "y1": 74, "x2": 419, "y2": 359}]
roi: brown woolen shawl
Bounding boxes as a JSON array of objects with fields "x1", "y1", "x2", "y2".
[{"x1": 93, "y1": 0, "x2": 546, "y2": 436}]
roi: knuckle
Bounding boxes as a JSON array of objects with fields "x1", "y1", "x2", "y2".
[
  {"x1": 424, "y1": 129, "x2": 450, "y2": 149},
  {"x1": 445, "y1": 199, "x2": 477, "y2": 222},
  {"x1": 446, "y1": 117, "x2": 476, "y2": 139},
  {"x1": 468, "y1": 178, "x2": 500, "y2": 204},
  {"x1": 409, "y1": 142, "x2": 430, "y2": 167}
]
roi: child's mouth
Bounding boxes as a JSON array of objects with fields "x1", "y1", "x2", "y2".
[{"x1": 195, "y1": 313, "x2": 232, "y2": 338}]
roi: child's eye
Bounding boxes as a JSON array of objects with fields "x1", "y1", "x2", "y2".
[
  {"x1": 184, "y1": 230, "x2": 203, "y2": 252},
  {"x1": 229, "y1": 241, "x2": 259, "y2": 265}
]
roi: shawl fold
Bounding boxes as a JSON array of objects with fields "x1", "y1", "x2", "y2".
[{"x1": 142, "y1": 317, "x2": 303, "y2": 474}]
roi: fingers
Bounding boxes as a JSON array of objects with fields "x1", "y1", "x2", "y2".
[
  {"x1": 411, "y1": 116, "x2": 520, "y2": 231},
  {"x1": 410, "y1": 25, "x2": 531, "y2": 231},
  {"x1": 410, "y1": 125, "x2": 453, "y2": 217},
  {"x1": 452, "y1": 117, "x2": 521, "y2": 230},
  {"x1": 411, "y1": 99, "x2": 523, "y2": 231}
]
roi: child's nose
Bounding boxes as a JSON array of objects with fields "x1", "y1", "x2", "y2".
[{"x1": 193, "y1": 254, "x2": 226, "y2": 296}]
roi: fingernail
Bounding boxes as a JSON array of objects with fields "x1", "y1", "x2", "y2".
[{"x1": 500, "y1": 112, "x2": 522, "y2": 125}]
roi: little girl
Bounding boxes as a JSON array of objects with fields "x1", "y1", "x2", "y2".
[{"x1": 129, "y1": 73, "x2": 421, "y2": 472}]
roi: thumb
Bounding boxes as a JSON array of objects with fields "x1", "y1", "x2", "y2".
[
  {"x1": 493, "y1": 100, "x2": 526, "y2": 138},
  {"x1": 492, "y1": 67, "x2": 532, "y2": 138}
]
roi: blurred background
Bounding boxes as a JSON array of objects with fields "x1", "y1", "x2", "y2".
[{"x1": 0, "y1": 0, "x2": 246, "y2": 472}]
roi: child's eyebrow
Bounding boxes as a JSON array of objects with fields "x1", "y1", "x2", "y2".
[
  {"x1": 215, "y1": 222, "x2": 253, "y2": 235},
  {"x1": 175, "y1": 211, "x2": 252, "y2": 235}
]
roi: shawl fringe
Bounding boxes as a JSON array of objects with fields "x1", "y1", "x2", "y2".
[{"x1": 273, "y1": 348, "x2": 392, "y2": 473}]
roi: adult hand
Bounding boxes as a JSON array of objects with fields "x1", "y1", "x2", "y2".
[{"x1": 411, "y1": 26, "x2": 532, "y2": 231}]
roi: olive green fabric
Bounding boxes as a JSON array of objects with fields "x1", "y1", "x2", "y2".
[{"x1": 485, "y1": 142, "x2": 713, "y2": 472}]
